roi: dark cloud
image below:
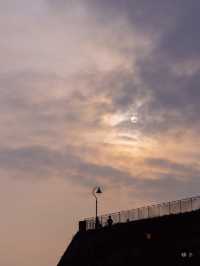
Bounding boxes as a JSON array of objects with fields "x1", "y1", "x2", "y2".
[
  {"x1": 89, "y1": 1, "x2": 200, "y2": 135},
  {"x1": 145, "y1": 158, "x2": 200, "y2": 176},
  {"x1": 0, "y1": 145, "x2": 138, "y2": 187},
  {"x1": 138, "y1": 174, "x2": 200, "y2": 202},
  {"x1": 160, "y1": 1, "x2": 200, "y2": 61},
  {"x1": 136, "y1": 157, "x2": 200, "y2": 201},
  {"x1": 1, "y1": 143, "x2": 199, "y2": 202},
  {"x1": 86, "y1": 0, "x2": 178, "y2": 31},
  {"x1": 132, "y1": 2, "x2": 200, "y2": 135}
]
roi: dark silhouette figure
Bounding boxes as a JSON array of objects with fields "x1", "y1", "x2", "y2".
[{"x1": 107, "y1": 215, "x2": 113, "y2": 228}]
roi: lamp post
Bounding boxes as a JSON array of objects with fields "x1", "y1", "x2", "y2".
[{"x1": 92, "y1": 187, "x2": 102, "y2": 229}]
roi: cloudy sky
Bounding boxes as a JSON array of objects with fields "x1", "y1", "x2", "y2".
[{"x1": 1, "y1": 0, "x2": 200, "y2": 265}]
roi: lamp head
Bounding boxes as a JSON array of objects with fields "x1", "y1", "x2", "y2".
[{"x1": 96, "y1": 187, "x2": 102, "y2": 194}]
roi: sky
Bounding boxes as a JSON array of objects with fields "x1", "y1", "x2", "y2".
[{"x1": 1, "y1": 0, "x2": 200, "y2": 265}]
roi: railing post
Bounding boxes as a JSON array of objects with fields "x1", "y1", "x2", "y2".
[
  {"x1": 79, "y1": 220, "x2": 86, "y2": 232},
  {"x1": 119, "y1": 212, "x2": 121, "y2": 223},
  {"x1": 169, "y1": 202, "x2": 171, "y2": 215},
  {"x1": 191, "y1": 197, "x2": 193, "y2": 211},
  {"x1": 180, "y1": 200, "x2": 182, "y2": 213}
]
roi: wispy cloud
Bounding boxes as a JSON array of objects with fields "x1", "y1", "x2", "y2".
[{"x1": 1, "y1": 1, "x2": 200, "y2": 265}]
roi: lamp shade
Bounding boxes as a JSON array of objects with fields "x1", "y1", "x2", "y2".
[{"x1": 96, "y1": 187, "x2": 102, "y2": 194}]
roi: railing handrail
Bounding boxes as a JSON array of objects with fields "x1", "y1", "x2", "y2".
[{"x1": 82, "y1": 195, "x2": 200, "y2": 230}]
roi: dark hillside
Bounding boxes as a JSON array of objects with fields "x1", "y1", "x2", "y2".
[{"x1": 57, "y1": 210, "x2": 200, "y2": 266}]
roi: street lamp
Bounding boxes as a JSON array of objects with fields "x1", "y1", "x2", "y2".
[{"x1": 92, "y1": 187, "x2": 102, "y2": 229}]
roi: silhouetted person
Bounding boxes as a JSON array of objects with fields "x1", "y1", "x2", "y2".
[{"x1": 107, "y1": 215, "x2": 113, "y2": 228}]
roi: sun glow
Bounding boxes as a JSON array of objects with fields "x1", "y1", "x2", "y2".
[{"x1": 103, "y1": 112, "x2": 138, "y2": 126}]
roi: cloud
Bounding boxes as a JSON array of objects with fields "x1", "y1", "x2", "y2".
[
  {"x1": 145, "y1": 158, "x2": 200, "y2": 177},
  {"x1": 88, "y1": 1, "x2": 200, "y2": 136},
  {"x1": 46, "y1": 0, "x2": 200, "y2": 140},
  {"x1": 138, "y1": 174, "x2": 200, "y2": 202},
  {"x1": 1, "y1": 142, "x2": 199, "y2": 203},
  {"x1": 2, "y1": 2, "x2": 200, "y2": 266},
  {"x1": 0, "y1": 145, "x2": 139, "y2": 187},
  {"x1": 1, "y1": 0, "x2": 200, "y2": 190}
]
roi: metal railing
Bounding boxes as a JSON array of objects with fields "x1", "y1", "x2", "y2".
[{"x1": 83, "y1": 195, "x2": 200, "y2": 231}]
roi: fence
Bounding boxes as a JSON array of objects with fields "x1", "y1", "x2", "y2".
[{"x1": 83, "y1": 195, "x2": 200, "y2": 231}]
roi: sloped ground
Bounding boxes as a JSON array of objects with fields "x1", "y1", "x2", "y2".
[{"x1": 57, "y1": 210, "x2": 200, "y2": 266}]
